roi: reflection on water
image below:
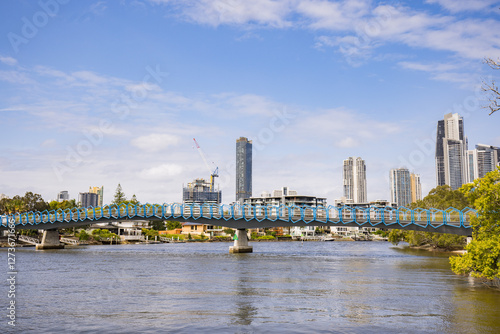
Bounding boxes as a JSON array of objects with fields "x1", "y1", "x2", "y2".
[{"x1": 1, "y1": 241, "x2": 499, "y2": 333}]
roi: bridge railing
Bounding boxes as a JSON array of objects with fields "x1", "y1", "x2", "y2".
[{"x1": 1, "y1": 203, "x2": 475, "y2": 232}]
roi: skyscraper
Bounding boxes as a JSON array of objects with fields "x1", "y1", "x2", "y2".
[
  {"x1": 79, "y1": 192, "x2": 99, "y2": 208},
  {"x1": 467, "y1": 144, "x2": 500, "y2": 181},
  {"x1": 410, "y1": 173, "x2": 422, "y2": 203},
  {"x1": 343, "y1": 157, "x2": 367, "y2": 203},
  {"x1": 89, "y1": 186, "x2": 104, "y2": 207},
  {"x1": 390, "y1": 168, "x2": 412, "y2": 207},
  {"x1": 57, "y1": 190, "x2": 69, "y2": 202},
  {"x1": 435, "y1": 113, "x2": 468, "y2": 190},
  {"x1": 236, "y1": 137, "x2": 252, "y2": 203}
]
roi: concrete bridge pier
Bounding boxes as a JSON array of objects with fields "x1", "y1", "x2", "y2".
[
  {"x1": 229, "y1": 229, "x2": 253, "y2": 254},
  {"x1": 36, "y1": 229, "x2": 64, "y2": 250}
]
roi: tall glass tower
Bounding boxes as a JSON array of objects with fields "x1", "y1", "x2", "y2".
[
  {"x1": 435, "y1": 113, "x2": 468, "y2": 190},
  {"x1": 390, "y1": 168, "x2": 412, "y2": 207},
  {"x1": 236, "y1": 137, "x2": 252, "y2": 203},
  {"x1": 343, "y1": 157, "x2": 367, "y2": 203}
]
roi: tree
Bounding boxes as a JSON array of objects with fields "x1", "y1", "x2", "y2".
[
  {"x1": 166, "y1": 221, "x2": 182, "y2": 230},
  {"x1": 130, "y1": 194, "x2": 139, "y2": 205},
  {"x1": 150, "y1": 221, "x2": 166, "y2": 231},
  {"x1": 450, "y1": 167, "x2": 500, "y2": 280},
  {"x1": 223, "y1": 228, "x2": 235, "y2": 236},
  {"x1": 142, "y1": 228, "x2": 159, "y2": 239},
  {"x1": 48, "y1": 199, "x2": 78, "y2": 211},
  {"x1": 112, "y1": 184, "x2": 127, "y2": 205},
  {"x1": 409, "y1": 185, "x2": 469, "y2": 210},
  {"x1": 482, "y1": 58, "x2": 500, "y2": 115},
  {"x1": 389, "y1": 185, "x2": 469, "y2": 250}
]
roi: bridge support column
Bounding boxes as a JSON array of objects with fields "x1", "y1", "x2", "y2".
[
  {"x1": 36, "y1": 229, "x2": 64, "y2": 250},
  {"x1": 229, "y1": 229, "x2": 253, "y2": 254}
]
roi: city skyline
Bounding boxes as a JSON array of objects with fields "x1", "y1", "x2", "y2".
[{"x1": 0, "y1": 1, "x2": 499, "y2": 205}]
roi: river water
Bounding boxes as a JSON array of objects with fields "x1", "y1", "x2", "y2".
[{"x1": 2, "y1": 241, "x2": 499, "y2": 333}]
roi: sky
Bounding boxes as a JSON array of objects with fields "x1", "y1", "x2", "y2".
[{"x1": 0, "y1": 0, "x2": 499, "y2": 205}]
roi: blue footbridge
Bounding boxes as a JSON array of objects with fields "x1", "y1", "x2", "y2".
[{"x1": 1, "y1": 203, "x2": 475, "y2": 251}]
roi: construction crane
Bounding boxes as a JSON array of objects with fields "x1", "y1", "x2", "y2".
[{"x1": 193, "y1": 138, "x2": 219, "y2": 191}]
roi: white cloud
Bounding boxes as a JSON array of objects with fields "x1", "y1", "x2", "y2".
[
  {"x1": 131, "y1": 133, "x2": 181, "y2": 152},
  {"x1": 425, "y1": 0, "x2": 498, "y2": 13},
  {"x1": 398, "y1": 61, "x2": 459, "y2": 72},
  {"x1": 0, "y1": 70, "x2": 36, "y2": 85},
  {"x1": 153, "y1": 0, "x2": 295, "y2": 27},
  {"x1": 147, "y1": 0, "x2": 500, "y2": 62},
  {"x1": 0, "y1": 56, "x2": 17, "y2": 66},
  {"x1": 139, "y1": 163, "x2": 184, "y2": 179},
  {"x1": 41, "y1": 139, "x2": 58, "y2": 148}
]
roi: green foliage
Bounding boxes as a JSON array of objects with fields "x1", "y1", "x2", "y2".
[
  {"x1": 256, "y1": 235, "x2": 275, "y2": 240},
  {"x1": 112, "y1": 183, "x2": 127, "y2": 205},
  {"x1": 451, "y1": 167, "x2": 500, "y2": 280},
  {"x1": 166, "y1": 221, "x2": 182, "y2": 230},
  {"x1": 149, "y1": 221, "x2": 166, "y2": 231},
  {"x1": 410, "y1": 185, "x2": 470, "y2": 210},
  {"x1": 0, "y1": 192, "x2": 49, "y2": 214},
  {"x1": 188, "y1": 233, "x2": 192, "y2": 240},
  {"x1": 76, "y1": 230, "x2": 90, "y2": 241},
  {"x1": 199, "y1": 233, "x2": 207, "y2": 240},
  {"x1": 165, "y1": 234, "x2": 185, "y2": 240},
  {"x1": 391, "y1": 185, "x2": 469, "y2": 249},
  {"x1": 223, "y1": 228, "x2": 235, "y2": 236},
  {"x1": 213, "y1": 236, "x2": 232, "y2": 241},
  {"x1": 130, "y1": 194, "x2": 139, "y2": 205},
  {"x1": 20, "y1": 229, "x2": 39, "y2": 237},
  {"x1": 142, "y1": 228, "x2": 159, "y2": 239},
  {"x1": 388, "y1": 229, "x2": 406, "y2": 244},
  {"x1": 389, "y1": 229, "x2": 465, "y2": 250},
  {"x1": 48, "y1": 199, "x2": 78, "y2": 211},
  {"x1": 374, "y1": 229, "x2": 389, "y2": 237},
  {"x1": 251, "y1": 232, "x2": 258, "y2": 239},
  {"x1": 91, "y1": 229, "x2": 118, "y2": 241},
  {"x1": 265, "y1": 229, "x2": 277, "y2": 237}
]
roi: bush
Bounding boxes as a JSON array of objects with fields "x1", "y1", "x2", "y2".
[
  {"x1": 213, "y1": 236, "x2": 232, "y2": 241},
  {"x1": 256, "y1": 235, "x2": 275, "y2": 240},
  {"x1": 223, "y1": 228, "x2": 235, "y2": 236},
  {"x1": 77, "y1": 230, "x2": 90, "y2": 241}
]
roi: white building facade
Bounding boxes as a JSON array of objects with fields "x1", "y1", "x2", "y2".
[{"x1": 343, "y1": 157, "x2": 367, "y2": 204}]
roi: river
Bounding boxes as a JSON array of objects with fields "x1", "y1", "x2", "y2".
[{"x1": 1, "y1": 241, "x2": 499, "y2": 333}]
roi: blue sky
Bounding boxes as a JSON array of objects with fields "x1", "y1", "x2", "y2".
[{"x1": 0, "y1": 0, "x2": 499, "y2": 205}]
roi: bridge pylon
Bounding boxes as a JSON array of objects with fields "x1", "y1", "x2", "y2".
[
  {"x1": 229, "y1": 229, "x2": 253, "y2": 254},
  {"x1": 36, "y1": 229, "x2": 64, "y2": 250}
]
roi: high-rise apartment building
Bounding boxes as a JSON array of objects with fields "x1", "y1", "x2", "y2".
[
  {"x1": 236, "y1": 137, "x2": 252, "y2": 203},
  {"x1": 410, "y1": 173, "x2": 422, "y2": 203},
  {"x1": 89, "y1": 186, "x2": 104, "y2": 207},
  {"x1": 390, "y1": 169, "x2": 422, "y2": 206},
  {"x1": 343, "y1": 157, "x2": 367, "y2": 203},
  {"x1": 467, "y1": 144, "x2": 500, "y2": 181},
  {"x1": 435, "y1": 113, "x2": 468, "y2": 190},
  {"x1": 390, "y1": 168, "x2": 411, "y2": 207},
  {"x1": 79, "y1": 192, "x2": 99, "y2": 208},
  {"x1": 57, "y1": 190, "x2": 69, "y2": 202}
]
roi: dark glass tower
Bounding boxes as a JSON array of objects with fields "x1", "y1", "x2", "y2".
[{"x1": 236, "y1": 137, "x2": 252, "y2": 203}]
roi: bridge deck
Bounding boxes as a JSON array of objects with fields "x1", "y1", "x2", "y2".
[{"x1": 1, "y1": 203, "x2": 475, "y2": 236}]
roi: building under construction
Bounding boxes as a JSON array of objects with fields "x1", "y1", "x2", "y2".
[{"x1": 183, "y1": 178, "x2": 222, "y2": 205}]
